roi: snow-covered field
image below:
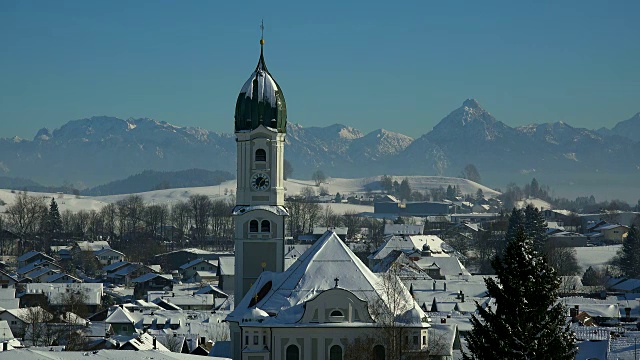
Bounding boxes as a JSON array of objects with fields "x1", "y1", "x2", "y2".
[
  {"x1": 575, "y1": 245, "x2": 621, "y2": 270},
  {"x1": 0, "y1": 176, "x2": 497, "y2": 215}
]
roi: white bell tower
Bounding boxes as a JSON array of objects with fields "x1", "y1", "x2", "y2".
[{"x1": 232, "y1": 32, "x2": 288, "y2": 305}]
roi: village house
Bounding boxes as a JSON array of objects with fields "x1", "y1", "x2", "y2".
[
  {"x1": 95, "y1": 248, "x2": 125, "y2": 265},
  {"x1": 178, "y1": 259, "x2": 218, "y2": 281}
]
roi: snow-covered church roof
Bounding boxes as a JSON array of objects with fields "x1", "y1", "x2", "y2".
[
  {"x1": 227, "y1": 231, "x2": 427, "y2": 326},
  {"x1": 234, "y1": 38, "x2": 287, "y2": 133}
]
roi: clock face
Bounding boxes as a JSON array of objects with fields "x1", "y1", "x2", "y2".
[{"x1": 251, "y1": 172, "x2": 271, "y2": 191}]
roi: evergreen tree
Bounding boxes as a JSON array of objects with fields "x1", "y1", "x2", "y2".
[
  {"x1": 45, "y1": 197, "x2": 63, "y2": 239},
  {"x1": 615, "y1": 225, "x2": 640, "y2": 277},
  {"x1": 398, "y1": 178, "x2": 412, "y2": 201},
  {"x1": 524, "y1": 205, "x2": 548, "y2": 253},
  {"x1": 446, "y1": 185, "x2": 456, "y2": 200},
  {"x1": 463, "y1": 229, "x2": 576, "y2": 360},
  {"x1": 505, "y1": 208, "x2": 525, "y2": 243}
]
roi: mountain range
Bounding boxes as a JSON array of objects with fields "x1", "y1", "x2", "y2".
[{"x1": 1, "y1": 99, "x2": 638, "y2": 199}]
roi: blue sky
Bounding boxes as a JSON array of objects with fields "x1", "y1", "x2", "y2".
[{"x1": 1, "y1": 0, "x2": 638, "y2": 139}]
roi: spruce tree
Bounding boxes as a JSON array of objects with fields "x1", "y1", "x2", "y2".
[
  {"x1": 616, "y1": 225, "x2": 640, "y2": 277},
  {"x1": 524, "y1": 205, "x2": 548, "y2": 253},
  {"x1": 463, "y1": 229, "x2": 576, "y2": 360},
  {"x1": 505, "y1": 208, "x2": 525, "y2": 243},
  {"x1": 46, "y1": 197, "x2": 63, "y2": 239}
]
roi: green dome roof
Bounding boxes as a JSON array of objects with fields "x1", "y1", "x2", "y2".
[{"x1": 234, "y1": 45, "x2": 287, "y2": 133}]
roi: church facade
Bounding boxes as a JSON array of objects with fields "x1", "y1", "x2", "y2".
[{"x1": 228, "y1": 36, "x2": 430, "y2": 360}]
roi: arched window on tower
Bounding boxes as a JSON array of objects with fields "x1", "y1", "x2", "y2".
[
  {"x1": 373, "y1": 345, "x2": 385, "y2": 360},
  {"x1": 255, "y1": 149, "x2": 266, "y2": 162},
  {"x1": 329, "y1": 345, "x2": 343, "y2": 360},
  {"x1": 249, "y1": 220, "x2": 259, "y2": 233},
  {"x1": 285, "y1": 344, "x2": 299, "y2": 360},
  {"x1": 261, "y1": 220, "x2": 271, "y2": 233}
]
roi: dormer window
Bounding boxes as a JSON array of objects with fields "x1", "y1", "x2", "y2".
[
  {"x1": 329, "y1": 309, "x2": 345, "y2": 322},
  {"x1": 255, "y1": 149, "x2": 266, "y2": 162},
  {"x1": 261, "y1": 220, "x2": 271, "y2": 233}
]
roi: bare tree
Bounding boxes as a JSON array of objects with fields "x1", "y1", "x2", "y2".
[
  {"x1": 189, "y1": 194, "x2": 212, "y2": 246},
  {"x1": 5, "y1": 192, "x2": 47, "y2": 253},
  {"x1": 312, "y1": 170, "x2": 326, "y2": 186}
]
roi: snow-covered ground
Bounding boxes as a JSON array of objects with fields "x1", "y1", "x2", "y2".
[
  {"x1": 0, "y1": 176, "x2": 497, "y2": 215},
  {"x1": 575, "y1": 245, "x2": 621, "y2": 270},
  {"x1": 515, "y1": 197, "x2": 552, "y2": 210}
]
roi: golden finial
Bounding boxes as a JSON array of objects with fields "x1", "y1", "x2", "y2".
[{"x1": 260, "y1": 20, "x2": 265, "y2": 45}]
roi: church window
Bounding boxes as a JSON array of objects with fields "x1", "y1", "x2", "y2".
[
  {"x1": 329, "y1": 345, "x2": 343, "y2": 360},
  {"x1": 253, "y1": 335, "x2": 259, "y2": 345},
  {"x1": 261, "y1": 220, "x2": 271, "y2": 233},
  {"x1": 373, "y1": 345, "x2": 385, "y2": 360},
  {"x1": 249, "y1": 280, "x2": 272, "y2": 307},
  {"x1": 255, "y1": 149, "x2": 266, "y2": 162},
  {"x1": 330, "y1": 310, "x2": 343, "y2": 317},
  {"x1": 249, "y1": 220, "x2": 259, "y2": 232},
  {"x1": 285, "y1": 344, "x2": 299, "y2": 360}
]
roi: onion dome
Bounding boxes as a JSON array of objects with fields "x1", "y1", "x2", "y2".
[{"x1": 234, "y1": 38, "x2": 287, "y2": 133}]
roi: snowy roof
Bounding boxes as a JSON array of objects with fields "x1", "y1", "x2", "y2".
[
  {"x1": 3, "y1": 306, "x2": 52, "y2": 322},
  {"x1": 131, "y1": 273, "x2": 174, "y2": 284},
  {"x1": 121, "y1": 332, "x2": 170, "y2": 351},
  {"x1": 17, "y1": 251, "x2": 52, "y2": 263},
  {"x1": 217, "y1": 257, "x2": 235, "y2": 276},
  {"x1": 232, "y1": 205, "x2": 289, "y2": 216},
  {"x1": 103, "y1": 261, "x2": 130, "y2": 272},
  {"x1": 17, "y1": 260, "x2": 61, "y2": 275},
  {"x1": 0, "y1": 320, "x2": 14, "y2": 340},
  {"x1": 227, "y1": 231, "x2": 425, "y2": 326},
  {"x1": 104, "y1": 306, "x2": 136, "y2": 324},
  {"x1": 611, "y1": 278, "x2": 640, "y2": 292},
  {"x1": 594, "y1": 224, "x2": 629, "y2": 231},
  {"x1": 415, "y1": 257, "x2": 471, "y2": 277},
  {"x1": 370, "y1": 235, "x2": 449, "y2": 260},
  {"x1": 179, "y1": 258, "x2": 217, "y2": 270},
  {"x1": 42, "y1": 272, "x2": 81, "y2": 283},
  {"x1": 95, "y1": 248, "x2": 124, "y2": 257},
  {"x1": 0, "y1": 349, "x2": 215, "y2": 360},
  {"x1": 76, "y1": 240, "x2": 111, "y2": 252}
]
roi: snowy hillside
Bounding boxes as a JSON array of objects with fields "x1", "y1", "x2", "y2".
[{"x1": 0, "y1": 176, "x2": 498, "y2": 214}]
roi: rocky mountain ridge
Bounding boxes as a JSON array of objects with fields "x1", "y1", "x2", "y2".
[{"x1": 0, "y1": 101, "x2": 638, "y2": 194}]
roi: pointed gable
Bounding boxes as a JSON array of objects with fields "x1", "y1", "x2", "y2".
[{"x1": 228, "y1": 231, "x2": 421, "y2": 325}]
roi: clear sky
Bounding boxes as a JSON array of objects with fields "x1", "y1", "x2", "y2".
[{"x1": 1, "y1": 0, "x2": 638, "y2": 139}]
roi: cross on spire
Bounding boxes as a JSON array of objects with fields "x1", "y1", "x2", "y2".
[
  {"x1": 260, "y1": 20, "x2": 265, "y2": 45},
  {"x1": 334, "y1": 277, "x2": 339, "y2": 288}
]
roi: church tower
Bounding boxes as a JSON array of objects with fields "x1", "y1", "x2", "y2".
[{"x1": 233, "y1": 31, "x2": 288, "y2": 305}]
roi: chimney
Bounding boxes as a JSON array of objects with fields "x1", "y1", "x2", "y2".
[
  {"x1": 440, "y1": 318, "x2": 446, "y2": 324},
  {"x1": 153, "y1": 336, "x2": 157, "y2": 350},
  {"x1": 461, "y1": 292, "x2": 465, "y2": 303},
  {"x1": 432, "y1": 281, "x2": 436, "y2": 291},
  {"x1": 443, "y1": 282, "x2": 447, "y2": 292}
]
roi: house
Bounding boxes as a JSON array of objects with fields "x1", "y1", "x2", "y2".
[
  {"x1": 95, "y1": 248, "x2": 125, "y2": 265},
  {"x1": 592, "y1": 224, "x2": 629, "y2": 243},
  {"x1": 16, "y1": 251, "x2": 54, "y2": 268},
  {"x1": 548, "y1": 232, "x2": 589, "y2": 247},
  {"x1": 25, "y1": 283, "x2": 104, "y2": 312},
  {"x1": 216, "y1": 257, "x2": 235, "y2": 294},
  {"x1": 108, "y1": 263, "x2": 159, "y2": 286},
  {"x1": 104, "y1": 306, "x2": 136, "y2": 335},
  {"x1": 132, "y1": 273, "x2": 174, "y2": 299},
  {"x1": 16, "y1": 261, "x2": 62, "y2": 278},
  {"x1": 0, "y1": 269, "x2": 18, "y2": 288},
  {"x1": 0, "y1": 307, "x2": 52, "y2": 338},
  {"x1": 179, "y1": 259, "x2": 218, "y2": 281},
  {"x1": 384, "y1": 224, "x2": 423, "y2": 236},
  {"x1": 153, "y1": 248, "x2": 223, "y2": 272}
]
